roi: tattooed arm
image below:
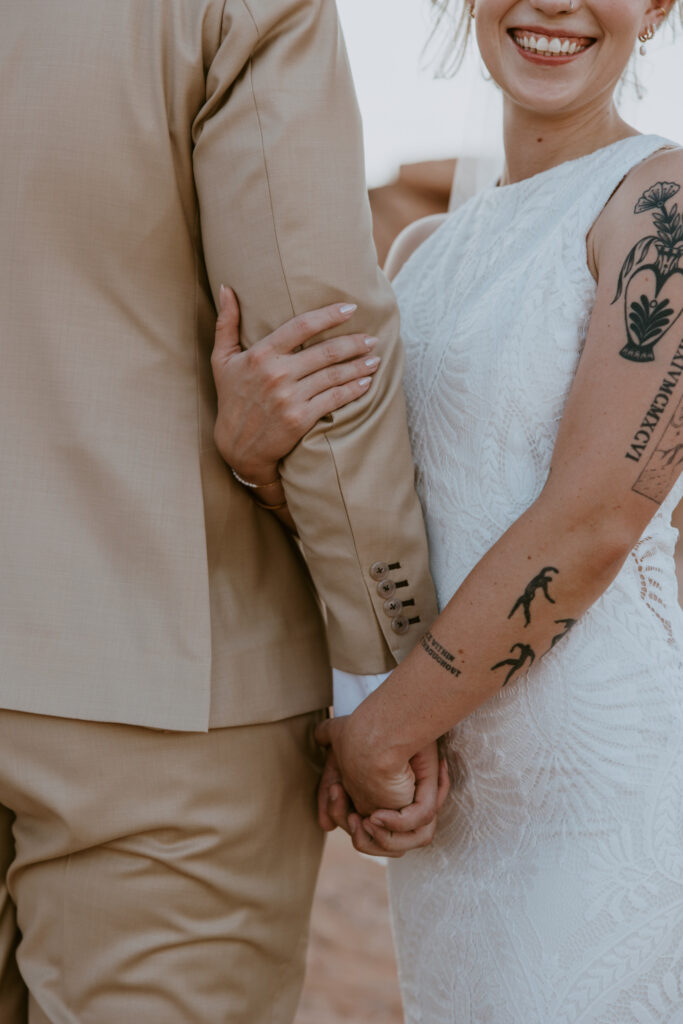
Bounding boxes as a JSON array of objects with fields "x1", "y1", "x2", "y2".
[{"x1": 317, "y1": 149, "x2": 683, "y2": 817}]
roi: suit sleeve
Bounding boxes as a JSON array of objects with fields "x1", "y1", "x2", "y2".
[{"x1": 192, "y1": 0, "x2": 437, "y2": 673}]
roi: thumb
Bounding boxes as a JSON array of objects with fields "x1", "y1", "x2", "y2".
[
  {"x1": 315, "y1": 716, "x2": 346, "y2": 748},
  {"x1": 213, "y1": 285, "x2": 241, "y2": 364}
]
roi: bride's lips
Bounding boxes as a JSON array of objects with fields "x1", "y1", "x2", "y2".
[{"x1": 508, "y1": 26, "x2": 596, "y2": 66}]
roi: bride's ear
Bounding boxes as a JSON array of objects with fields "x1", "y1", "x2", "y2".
[{"x1": 643, "y1": 1, "x2": 674, "y2": 30}]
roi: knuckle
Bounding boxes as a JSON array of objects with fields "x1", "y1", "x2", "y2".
[
  {"x1": 245, "y1": 346, "x2": 265, "y2": 372},
  {"x1": 325, "y1": 364, "x2": 345, "y2": 388},
  {"x1": 282, "y1": 407, "x2": 303, "y2": 432},
  {"x1": 330, "y1": 385, "x2": 348, "y2": 408},
  {"x1": 319, "y1": 340, "x2": 337, "y2": 364},
  {"x1": 295, "y1": 312, "x2": 317, "y2": 338},
  {"x1": 264, "y1": 367, "x2": 288, "y2": 393}
]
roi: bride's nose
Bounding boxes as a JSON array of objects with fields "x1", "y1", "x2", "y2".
[{"x1": 528, "y1": 0, "x2": 579, "y2": 14}]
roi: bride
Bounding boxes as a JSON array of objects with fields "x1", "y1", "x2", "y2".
[{"x1": 213, "y1": 1, "x2": 683, "y2": 1020}]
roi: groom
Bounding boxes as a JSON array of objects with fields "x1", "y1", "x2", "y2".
[{"x1": 0, "y1": 1, "x2": 437, "y2": 1021}]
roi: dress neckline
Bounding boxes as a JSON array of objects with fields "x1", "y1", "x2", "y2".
[{"x1": 490, "y1": 133, "x2": 673, "y2": 195}]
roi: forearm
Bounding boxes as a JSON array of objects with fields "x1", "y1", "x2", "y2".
[{"x1": 350, "y1": 484, "x2": 637, "y2": 766}]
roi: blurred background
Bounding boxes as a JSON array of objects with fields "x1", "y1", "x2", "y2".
[{"x1": 296, "y1": 5, "x2": 683, "y2": 1021}]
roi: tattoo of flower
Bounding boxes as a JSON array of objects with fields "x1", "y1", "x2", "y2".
[{"x1": 613, "y1": 181, "x2": 683, "y2": 364}]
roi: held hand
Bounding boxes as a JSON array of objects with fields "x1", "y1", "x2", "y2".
[
  {"x1": 358, "y1": 746, "x2": 450, "y2": 856},
  {"x1": 316, "y1": 721, "x2": 449, "y2": 858},
  {"x1": 211, "y1": 287, "x2": 381, "y2": 480},
  {"x1": 315, "y1": 716, "x2": 416, "y2": 817}
]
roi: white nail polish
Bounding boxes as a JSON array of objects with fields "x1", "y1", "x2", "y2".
[
  {"x1": 365, "y1": 356, "x2": 380, "y2": 368},
  {"x1": 339, "y1": 303, "x2": 357, "y2": 315},
  {"x1": 358, "y1": 376, "x2": 372, "y2": 387},
  {"x1": 365, "y1": 336, "x2": 378, "y2": 349}
]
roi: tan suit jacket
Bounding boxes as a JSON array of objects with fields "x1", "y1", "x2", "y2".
[{"x1": 0, "y1": 0, "x2": 437, "y2": 731}]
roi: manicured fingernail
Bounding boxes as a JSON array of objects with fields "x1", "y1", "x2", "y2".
[
  {"x1": 365, "y1": 356, "x2": 380, "y2": 368},
  {"x1": 363, "y1": 822, "x2": 375, "y2": 838},
  {"x1": 365, "y1": 336, "x2": 378, "y2": 349},
  {"x1": 219, "y1": 284, "x2": 227, "y2": 308},
  {"x1": 358, "y1": 377, "x2": 372, "y2": 387},
  {"x1": 339, "y1": 303, "x2": 357, "y2": 316},
  {"x1": 329, "y1": 784, "x2": 341, "y2": 801}
]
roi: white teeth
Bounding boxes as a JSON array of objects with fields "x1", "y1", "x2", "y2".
[{"x1": 513, "y1": 32, "x2": 588, "y2": 56}]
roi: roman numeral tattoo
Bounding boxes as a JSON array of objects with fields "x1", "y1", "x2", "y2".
[
  {"x1": 625, "y1": 338, "x2": 683, "y2": 463},
  {"x1": 508, "y1": 567, "x2": 559, "y2": 627},
  {"x1": 420, "y1": 631, "x2": 462, "y2": 677},
  {"x1": 632, "y1": 391, "x2": 683, "y2": 504},
  {"x1": 613, "y1": 181, "x2": 683, "y2": 364},
  {"x1": 491, "y1": 643, "x2": 536, "y2": 687}
]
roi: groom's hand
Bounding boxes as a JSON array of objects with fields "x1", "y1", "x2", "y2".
[
  {"x1": 316, "y1": 716, "x2": 415, "y2": 817},
  {"x1": 315, "y1": 718, "x2": 450, "y2": 857}
]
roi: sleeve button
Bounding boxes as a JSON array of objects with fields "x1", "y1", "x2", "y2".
[
  {"x1": 376, "y1": 579, "x2": 396, "y2": 598},
  {"x1": 369, "y1": 561, "x2": 390, "y2": 581},
  {"x1": 391, "y1": 616, "x2": 410, "y2": 636},
  {"x1": 383, "y1": 598, "x2": 403, "y2": 618}
]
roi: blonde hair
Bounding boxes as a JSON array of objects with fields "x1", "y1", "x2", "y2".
[{"x1": 427, "y1": 1, "x2": 683, "y2": 76}]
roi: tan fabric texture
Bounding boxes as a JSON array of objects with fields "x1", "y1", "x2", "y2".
[
  {"x1": 0, "y1": 708, "x2": 326, "y2": 1024},
  {"x1": 0, "y1": 0, "x2": 437, "y2": 732}
]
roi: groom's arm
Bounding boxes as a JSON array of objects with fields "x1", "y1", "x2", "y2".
[{"x1": 193, "y1": 0, "x2": 437, "y2": 675}]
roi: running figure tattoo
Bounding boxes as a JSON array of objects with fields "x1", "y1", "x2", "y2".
[
  {"x1": 612, "y1": 181, "x2": 683, "y2": 363},
  {"x1": 491, "y1": 643, "x2": 536, "y2": 688},
  {"x1": 508, "y1": 567, "x2": 559, "y2": 627},
  {"x1": 550, "y1": 618, "x2": 577, "y2": 649}
]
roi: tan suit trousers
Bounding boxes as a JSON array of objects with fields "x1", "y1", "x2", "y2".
[{"x1": 0, "y1": 709, "x2": 325, "y2": 1023}]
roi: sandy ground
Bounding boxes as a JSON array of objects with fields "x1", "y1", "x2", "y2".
[{"x1": 295, "y1": 828, "x2": 403, "y2": 1024}]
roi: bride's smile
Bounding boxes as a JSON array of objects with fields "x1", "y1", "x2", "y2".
[
  {"x1": 475, "y1": 1, "x2": 670, "y2": 127},
  {"x1": 507, "y1": 26, "x2": 596, "y2": 64}
]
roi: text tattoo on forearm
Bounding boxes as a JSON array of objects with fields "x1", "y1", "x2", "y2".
[{"x1": 420, "y1": 631, "x2": 462, "y2": 677}]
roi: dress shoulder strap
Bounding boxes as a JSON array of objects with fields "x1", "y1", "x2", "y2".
[{"x1": 565, "y1": 134, "x2": 678, "y2": 233}]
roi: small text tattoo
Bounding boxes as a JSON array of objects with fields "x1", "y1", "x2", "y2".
[
  {"x1": 491, "y1": 643, "x2": 536, "y2": 687},
  {"x1": 508, "y1": 567, "x2": 559, "y2": 627},
  {"x1": 420, "y1": 631, "x2": 462, "y2": 677},
  {"x1": 625, "y1": 337, "x2": 683, "y2": 462},
  {"x1": 612, "y1": 181, "x2": 683, "y2": 364},
  {"x1": 632, "y1": 391, "x2": 683, "y2": 504},
  {"x1": 550, "y1": 618, "x2": 577, "y2": 649}
]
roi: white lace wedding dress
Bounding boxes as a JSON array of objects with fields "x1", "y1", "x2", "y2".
[{"x1": 388, "y1": 135, "x2": 683, "y2": 1024}]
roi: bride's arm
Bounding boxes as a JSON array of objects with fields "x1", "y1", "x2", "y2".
[{"x1": 318, "y1": 149, "x2": 683, "y2": 821}]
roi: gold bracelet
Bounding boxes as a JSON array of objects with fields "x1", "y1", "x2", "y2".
[
  {"x1": 231, "y1": 467, "x2": 280, "y2": 489},
  {"x1": 254, "y1": 498, "x2": 288, "y2": 511}
]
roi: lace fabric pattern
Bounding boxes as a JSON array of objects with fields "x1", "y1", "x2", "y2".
[{"x1": 387, "y1": 136, "x2": 683, "y2": 1024}]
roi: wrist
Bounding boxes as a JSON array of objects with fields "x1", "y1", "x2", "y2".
[
  {"x1": 346, "y1": 702, "x2": 413, "y2": 775},
  {"x1": 230, "y1": 462, "x2": 281, "y2": 488}
]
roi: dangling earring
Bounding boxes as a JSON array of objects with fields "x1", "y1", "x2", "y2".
[
  {"x1": 638, "y1": 24, "x2": 655, "y2": 56},
  {"x1": 639, "y1": 7, "x2": 666, "y2": 55}
]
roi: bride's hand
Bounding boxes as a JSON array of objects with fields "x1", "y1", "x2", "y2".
[{"x1": 211, "y1": 287, "x2": 381, "y2": 481}]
